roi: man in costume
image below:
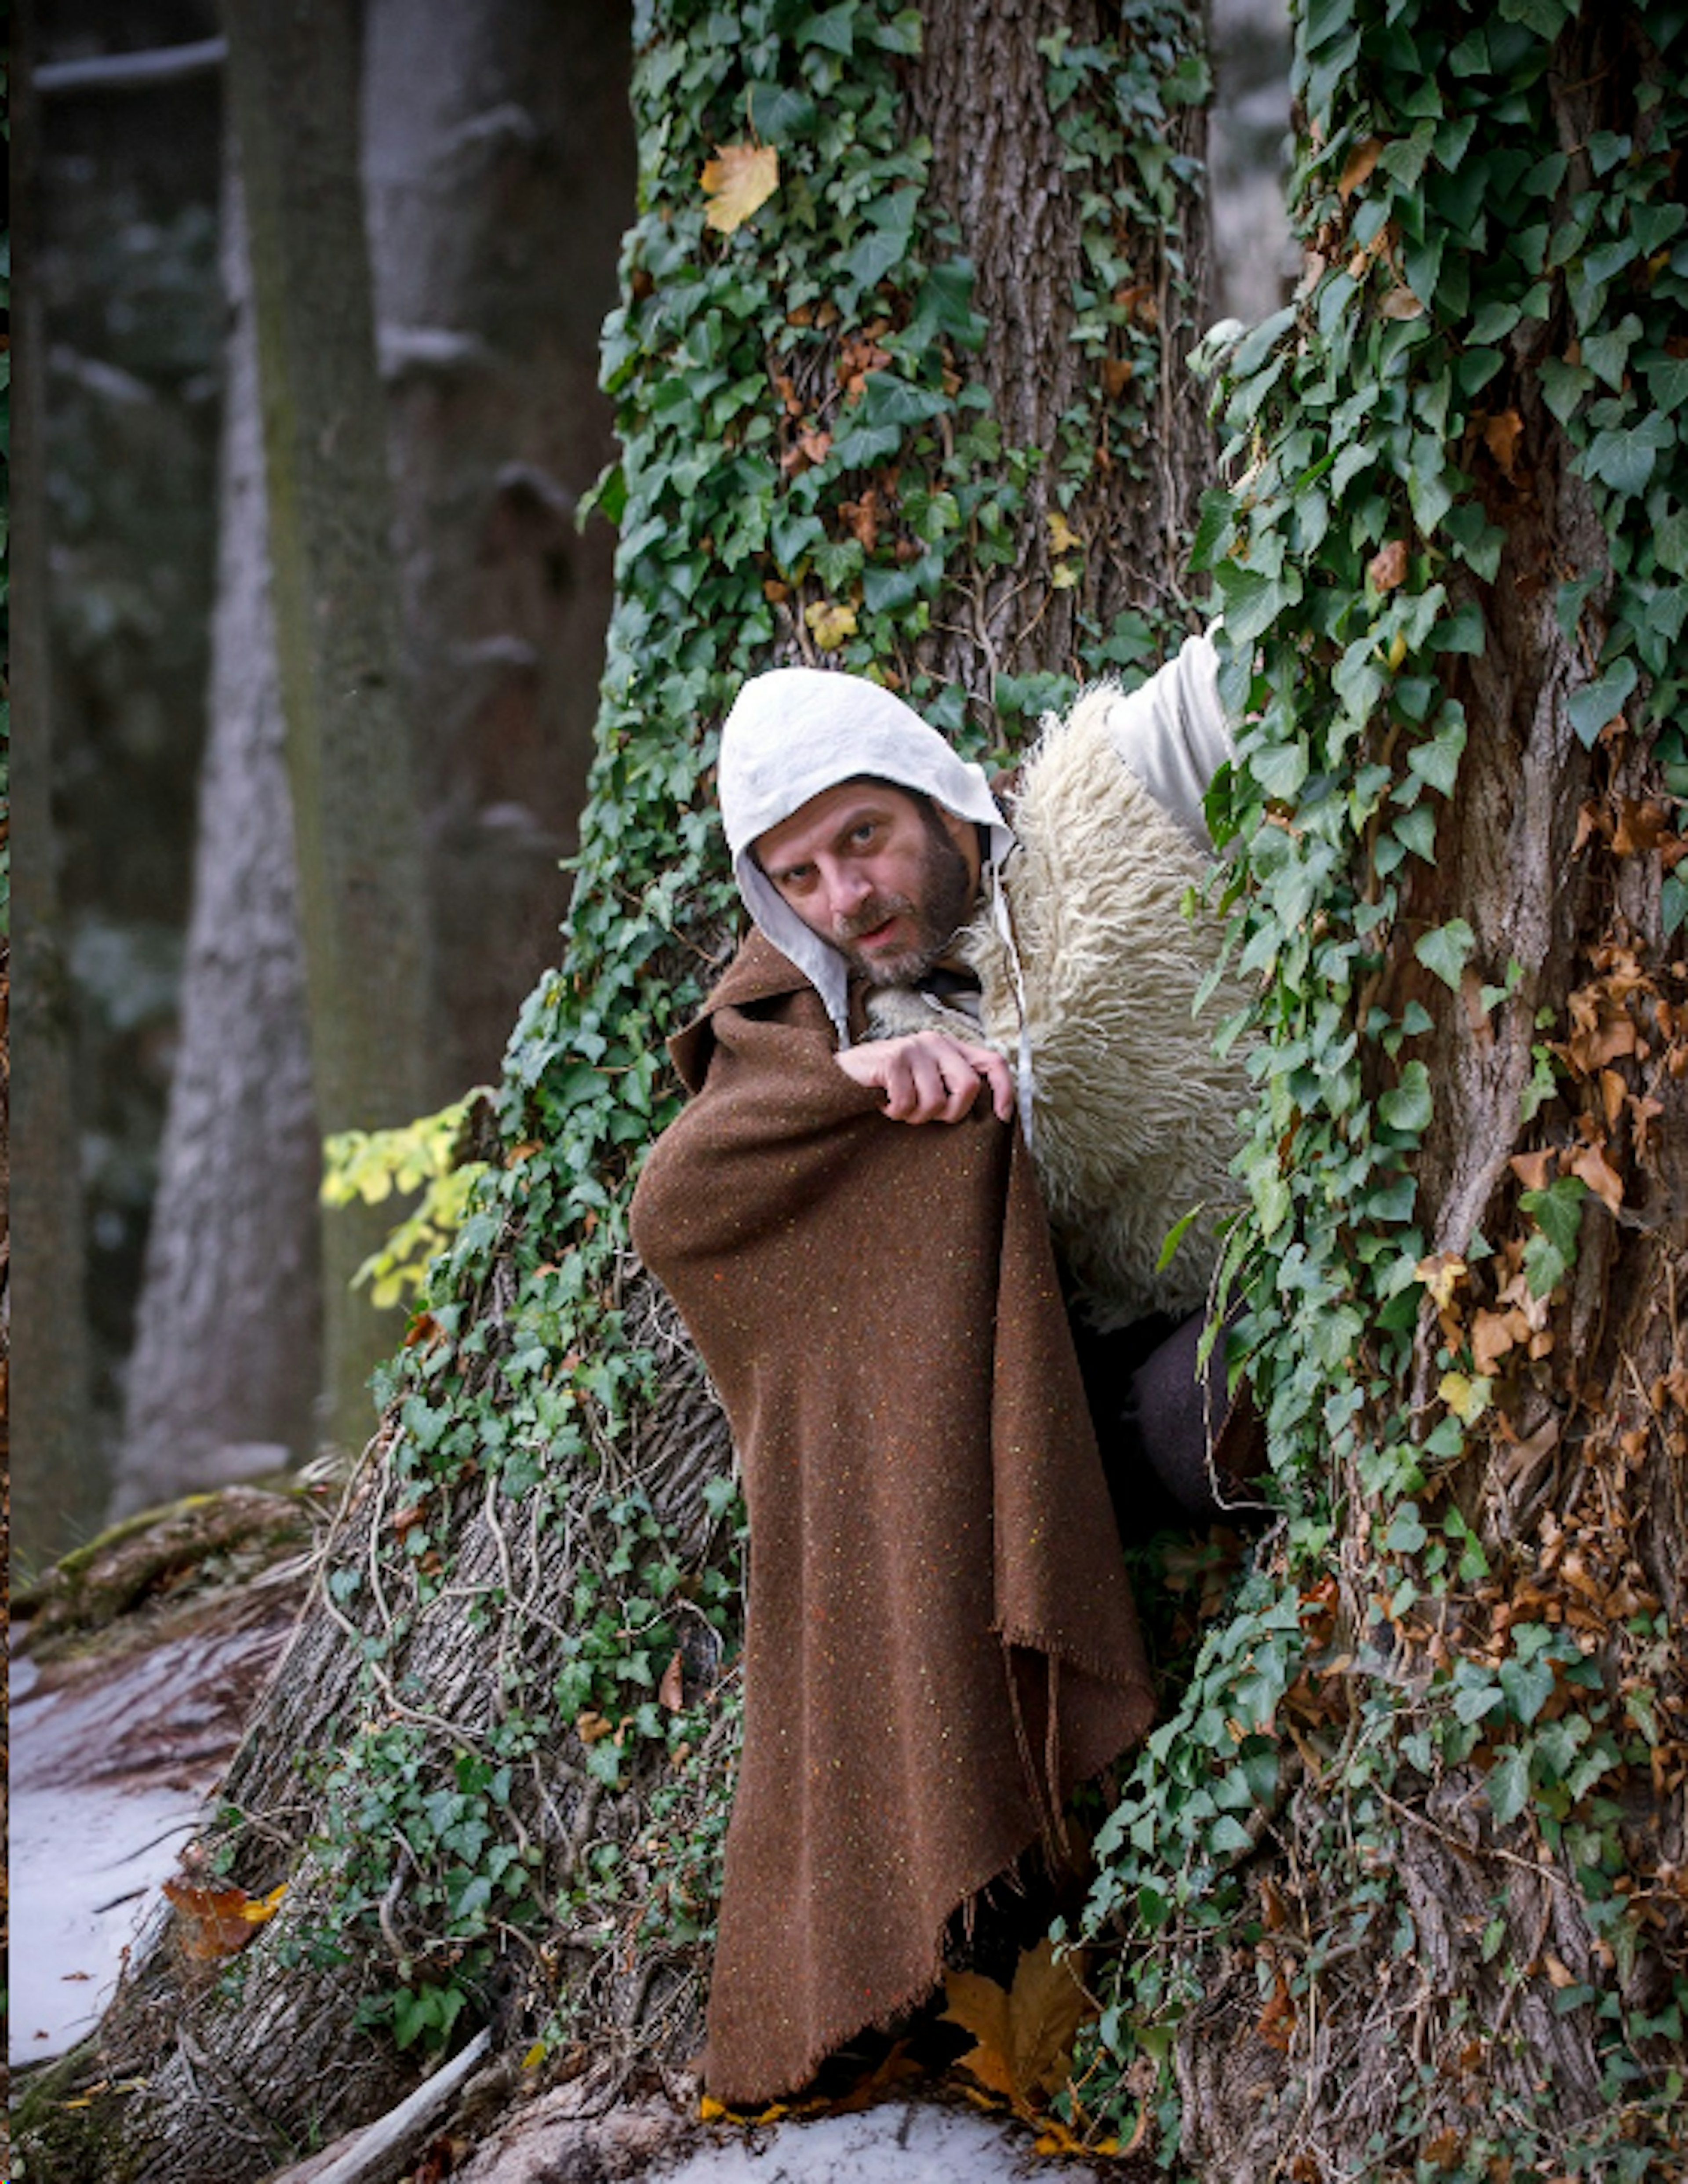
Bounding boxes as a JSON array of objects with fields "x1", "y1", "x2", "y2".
[{"x1": 629, "y1": 633, "x2": 1255, "y2": 2107}]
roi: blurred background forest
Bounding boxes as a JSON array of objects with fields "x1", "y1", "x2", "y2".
[{"x1": 19, "y1": 0, "x2": 1292, "y2": 1566}]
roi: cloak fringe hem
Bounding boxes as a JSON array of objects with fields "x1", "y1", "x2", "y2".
[{"x1": 703, "y1": 1702, "x2": 1153, "y2": 2112}]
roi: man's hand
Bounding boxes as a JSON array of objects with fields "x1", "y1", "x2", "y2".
[{"x1": 836, "y1": 1030, "x2": 1016, "y2": 1125}]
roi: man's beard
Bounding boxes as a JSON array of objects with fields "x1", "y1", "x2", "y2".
[{"x1": 834, "y1": 824, "x2": 976, "y2": 986}]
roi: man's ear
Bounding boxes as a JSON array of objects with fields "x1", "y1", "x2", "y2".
[
  {"x1": 935, "y1": 803, "x2": 972, "y2": 852},
  {"x1": 935, "y1": 801, "x2": 983, "y2": 888}
]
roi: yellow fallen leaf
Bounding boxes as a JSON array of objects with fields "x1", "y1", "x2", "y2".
[
  {"x1": 1047, "y1": 509, "x2": 1083, "y2": 556},
  {"x1": 804, "y1": 598, "x2": 858, "y2": 649},
  {"x1": 702, "y1": 143, "x2": 779, "y2": 234},
  {"x1": 942, "y1": 1938, "x2": 1091, "y2": 2113}
]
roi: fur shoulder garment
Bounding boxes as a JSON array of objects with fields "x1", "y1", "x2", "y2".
[{"x1": 968, "y1": 693, "x2": 1253, "y2": 1327}]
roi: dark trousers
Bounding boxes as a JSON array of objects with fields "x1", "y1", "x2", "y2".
[{"x1": 1067, "y1": 1306, "x2": 1262, "y2": 1543}]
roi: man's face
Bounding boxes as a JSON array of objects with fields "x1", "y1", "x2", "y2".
[{"x1": 755, "y1": 779, "x2": 981, "y2": 985}]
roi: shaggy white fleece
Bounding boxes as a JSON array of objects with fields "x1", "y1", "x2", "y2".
[{"x1": 865, "y1": 690, "x2": 1254, "y2": 1325}]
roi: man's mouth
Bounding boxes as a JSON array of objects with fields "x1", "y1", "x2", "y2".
[{"x1": 839, "y1": 899, "x2": 910, "y2": 950}]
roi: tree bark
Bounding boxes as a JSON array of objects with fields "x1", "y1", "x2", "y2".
[
  {"x1": 912, "y1": 0, "x2": 1211, "y2": 678},
  {"x1": 222, "y1": 0, "x2": 431, "y2": 1453},
  {"x1": 111, "y1": 155, "x2": 323, "y2": 1520},
  {"x1": 11, "y1": 0, "x2": 105, "y2": 1569}
]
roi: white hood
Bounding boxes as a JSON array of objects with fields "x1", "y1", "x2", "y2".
[{"x1": 717, "y1": 666, "x2": 1015, "y2": 1044}]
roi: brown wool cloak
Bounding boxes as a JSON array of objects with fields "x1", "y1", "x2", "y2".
[{"x1": 629, "y1": 930, "x2": 1154, "y2": 2108}]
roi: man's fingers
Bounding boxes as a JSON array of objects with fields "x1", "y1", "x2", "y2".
[
  {"x1": 969, "y1": 1044, "x2": 1016, "y2": 1123},
  {"x1": 837, "y1": 1031, "x2": 1016, "y2": 1125}
]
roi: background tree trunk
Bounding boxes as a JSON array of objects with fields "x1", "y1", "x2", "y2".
[
  {"x1": 912, "y1": 0, "x2": 1211, "y2": 676},
  {"x1": 221, "y1": 0, "x2": 432, "y2": 1453},
  {"x1": 362, "y1": 0, "x2": 631, "y2": 1094},
  {"x1": 110, "y1": 155, "x2": 322, "y2": 1520},
  {"x1": 111, "y1": 0, "x2": 633, "y2": 1511},
  {"x1": 11, "y1": 0, "x2": 104, "y2": 1569},
  {"x1": 43, "y1": 6, "x2": 1219, "y2": 2175}
]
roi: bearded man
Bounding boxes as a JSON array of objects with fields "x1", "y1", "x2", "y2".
[{"x1": 629, "y1": 632, "x2": 1257, "y2": 2108}]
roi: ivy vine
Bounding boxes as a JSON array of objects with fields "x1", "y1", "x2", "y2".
[{"x1": 1073, "y1": 4, "x2": 1688, "y2": 2177}]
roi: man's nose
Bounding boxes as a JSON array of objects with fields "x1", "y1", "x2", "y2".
[{"x1": 826, "y1": 863, "x2": 874, "y2": 922}]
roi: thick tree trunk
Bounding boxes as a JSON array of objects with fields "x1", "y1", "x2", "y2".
[
  {"x1": 112, "y1": 158, "x2": 322, "y2": 1520},
  {"x1": 222, "y1": 0, "x2": 431, "y2": 1452},
  {"x1": 362, "y1": 0, "x2": 631, "y2": 1092},
  {"x1": 51, "y1": 6, "x2": 1217, "y2": 2174},
  {"x1": 1117, "y1": 10, "x2": 1688, "y2": 2176},
  {"x1": 11, "y1": 0, "x2": 105, "y2": 1569}
]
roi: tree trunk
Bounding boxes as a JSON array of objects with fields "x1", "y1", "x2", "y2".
[
  {"x1": 112, "y1": 155, "x2": 323, "y2": 1521},
  {"x1": 362, "y1": 0, "x2": 631, "y2": 1094},
  {"x1": 222, "y1": 0, "x2": 431, "y2": 1453},
  {"x1": 114, "y1": 0, "x2": 632, "y2": 1510},
  {"x1": 11, "y1": 0, "x2": 105, "y2": 1569},
  {"x1": 1073, "y1": 6, "x2": 1688, "y2": 2175},
  {"x1": 47, "y1": 5, "x2": 1216, "y2": 2174}
]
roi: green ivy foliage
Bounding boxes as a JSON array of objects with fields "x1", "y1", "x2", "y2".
[
  {"x1": 278, "y1": 0, "x2": 1211, "y2": 2064},
  {"x1": 1075, "y1": 3, "x2": 1687, "y2": 2175}
]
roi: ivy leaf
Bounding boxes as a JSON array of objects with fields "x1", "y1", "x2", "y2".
[
  {"x1": 746, "y1": 84, "x2": 818, "y2": 142},
  {"x1": 1485, "y1": 1746, "x2": 1533, "y2": 1827},
  {"x1": 1499, "y1": 1654, "x2": 1557, "y2": 1726},
  {"x1": 1156, "y1": 1204, "x2": 1205, "y2": 1272},
  {"x1": 701, "y1": 144, "x2": 780, "y2": 234},
  {"x1": 1379, "y1": 1059, "x2": 1432, "y2": 1135},
  {"x1": 1415, "y1": 918, "x2": 1476, "y2": 990},
  {"x1": 840, "y1": 226, "x2": 906, "y2": 290},
  {"x1": 796, "y1": 1, "x2": 857, "y2": 54},
  {"x1": 1567, "y1": 657, "x2": 1637, "y2": 745},
  {"x1": 1582, "y1": 413, "x2": 1675, "y2": 499},
  {"x1": 1520, "y1": 1174, "x2": 1587, "y2": 1297}
]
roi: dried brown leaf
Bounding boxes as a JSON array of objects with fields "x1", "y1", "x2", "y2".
[
  {"x1": 1568, "y1": 1138, "x2": 1624, "y2": 1212},
  {"x1": 164, "y1": 1878, "x2": 286, "y2": 1962},
  {"x1": 942, "y1": 1938, "x2": 1091, "y2": 2112},
  {"x1": 1368, "y1": 539, "x2": 1409, "y2": 592},
  {"x1": 1509, "y1": 1149, "x2": 1556, "y2": 1191},
  {"x1": 1340, "y1": 138, "x2": 1384, "y2": 199},
  {"x1": 1481, "y1": 408, "x2": 1524, "y2": 479}
]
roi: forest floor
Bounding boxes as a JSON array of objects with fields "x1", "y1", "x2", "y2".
[{"x1": 11, "y1": 1490, "x2": 1126, "y2": 2181}]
